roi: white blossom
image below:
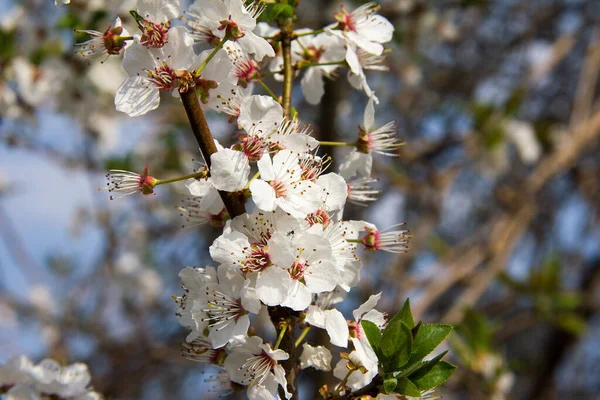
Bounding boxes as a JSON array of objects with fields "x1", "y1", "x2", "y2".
[
  {"x1": 300, "y1": 343, "x2": 332, "y2": 371},
  {"x1": 224, "y1": 336, "x2": 291, "y2": 399},
  {"x1": 115, "y1": 26, "x2": 195, "y2": 116},
  {"x1": 250, "y1": 150, "x2": 323, "y2": 218},
  {"x1": 186, "y1": 0, "x2": 274, "y2": 61},
  {"x1": 327, "y1": 2, "x2": 394, "y2": 56}
]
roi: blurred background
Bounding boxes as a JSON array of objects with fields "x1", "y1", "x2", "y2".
[{"x1": 1, "y1": 0, "x2": 600, "y2": 399}]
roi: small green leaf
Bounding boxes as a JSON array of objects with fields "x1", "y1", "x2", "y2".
[
  {"x1": 407, "y1": 351, "x2": 448, "y2": 380},
  {"x1": 412, "y1": 361, "x2": 457, "y2": 391},
  {"x1": 394, "y1": 377, "x2": 421, "y2": 397},
  {"x1": 408, "y1": 324, "x2": 453, "y2": 364},
  {"x1": 381, "y1": 320, "x2": 412, "y2": 370},
  {"x1": 266, "y1": 3, "x2": 295, "y2": 21},
  {"x1": 383, "y1": 377, "x2": 397, "y2": 394},
  {"x1": 389, "y1": 298, "x2": 415, "y2": 328},
  {"x1": 361, "y1": 320, "x2": 382, "y2": 352},
  {"x1": 412, "y1": 320, "x2": 422, "y2": 339}
]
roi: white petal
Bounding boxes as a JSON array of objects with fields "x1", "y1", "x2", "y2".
[
  {"x1": 324, "y1": 309, "x2": 349, "y2": 348},
  {"x1": 137, "y1": 0, "x2": 181, "y2": 22},
  {"x1": 190, "y1": 0, "x2": 227, "y2": 21},
  {"x1": 209, "y1": 231, "x2": 249, "y2": 265},
  {"x1": 256, "y1": 267, "x2": 291, "y2": 306},
  {"x1": 362, "y1": 309, "x2": 386, "y2": 328},
  {"x1": 238, "y1": 95, "x2": 283, "y2": 135},
  {"x1": 250, "y1": 179, "x2": 277, "y2": 211},
  {"x1": 300, "y1": 343, "x2": 332, "y2": 371},
  {"x1": 316, "y1": 173, "x2": 348, "y2": 211},
  {"x1": 338, "y1": 150, "x2": 373, "y2": 180},
  {"x1": 281, "y1": 280, "x2": 312, "y2": 311},
  {"x1": 256, "y1": 152, "x2": 275, "y2": 181},
  {"x1": 364, "y1": 96, "x2": 375, "y2": 130},
  {"x1": 122, "y1": 42, "x2": 155, "y2": 76},
  {"x1": 210, "y1": 149, "x2": 250, "y2": 191},
  {"x1": 356, "y1": 15, "x2": 394, "y2": 44},
  {"x1": 300, "y1": 68, "x2": 325, "y2": 105},
  {"x1": 241, "y1": 280, "x2": 262, "y2": 314},
  {"x1": 346, "y1": 30, "x2": 383, "y2": 55},
  {"x1": 304, "y1": 260, "x2": 340, "y2": 293},
  {"x1": 305, "y1": 305, "x2": 327, "y2": 329},
  {"x1": 353, "y1": 292, "x2": 382, "y2": 322},
  {"x1": 345, "y1": 45, "x2": 361, "y2": 75},
  {"x1": 115, "y1": 76, "x2": 160, "y2": 117},
  {"x1": 160, "y1": 27, "x2": 195, "y2": 70},
  {"x1": 236, "y1": 31, "x2": 276, "y2": 61},
  {"x1": 351, "y1": 337, "x2": 379, "y2": 372},
  {"x1": 267, "y1": 231, "x2": 295, "y2": 267},
  {"x1": 273, "y1": 365, "x2": 292, "y2": 399}
]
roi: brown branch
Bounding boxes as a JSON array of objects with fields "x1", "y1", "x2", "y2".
[
  {"x1": 179, "y1": 89, "x2": 246, "y2": 218},
  {"x1": 279, "y1": 17, "x2": 294, "y2": 118}
]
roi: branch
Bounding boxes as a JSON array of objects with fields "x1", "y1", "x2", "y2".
[
  {"x1": 179, "y1": 89, "x2": 246, "y2": 218},
  {"x1": 279, "y1": 17, "x2": 294, "y2": 118}
]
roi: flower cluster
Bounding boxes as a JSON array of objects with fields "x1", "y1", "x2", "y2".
[
  {"x1": 74, "y1": 0, "x2": 455, "y2": 398},
  {"x1": 0, "y1": 356, "x2": 101, "y2": 400}
]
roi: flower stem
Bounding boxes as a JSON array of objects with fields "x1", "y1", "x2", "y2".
[
  {"x1": 258, "y1": 80, "x2": 279, "y2": 101},
  {"x1": 334, "y1": 368, "x2": 356, "y2": 397},
  {"x1": 347, "y1": 239, "x2": 363, "y2": 244},
  {"x1": 244, "y1": 171, "x2": 261, "y2": 190},
  {"x1": 194, "y1": 37, "x2": 228, "y2": 76},
  {"x1": 274, "y1": 320, "x2": 289, "y2": 350},
  {"x1": 319, "y1": 140, "x2": 356, "y2": 147},
  {"x1": 294, "y1": 326, "x2": 311, "y2": 347},
  {"x1": 298, "y1": 60, "x2": 346, "y2": 69},
  {"x1": 179, "y1": 89, "x2": 246, "y2": 218},
  {"x1": 293, "y1": 29, "x2": 325, "y2": 38},
  {"x1": 154, "y1": 171, "x2": 205, "y2": 186}
]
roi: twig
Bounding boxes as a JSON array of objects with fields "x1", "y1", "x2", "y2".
[{"x1": 179, "y1": 89, "x2": 246, "y2": 218}]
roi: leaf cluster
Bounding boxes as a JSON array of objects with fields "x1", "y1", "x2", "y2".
[{"x1": 361, "y1": 299, "x2": 456, "y2": 397}]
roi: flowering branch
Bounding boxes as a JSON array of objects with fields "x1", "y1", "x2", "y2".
[
  {"x1": 179, "y1": 89, "x2": 246, "y2": 218},
  {"x1": 76, "y1": 1, "x2": 460, "y2": 399}
]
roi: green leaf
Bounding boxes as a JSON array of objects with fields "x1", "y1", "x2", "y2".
[
  {"x1": 389, "y1": 298, "x2": 415, "y2": 328},
  {"x1": 408, "y1": 324, "x2": 453, "y2": 364},
  {"x1": 412, "y1": 361, "x2": 457, "y2": 391},
  {"x1": 361, "y1": 320, "x2": 382, "y2": 352},
  {"x1": 381, "y1": 320, "x2": 412, "y2": 370},
  {"x1": 407, "y1": 351, "x2": 448, "y2": 380},
  {"x1": 264, "y1": 3, "x2": 295, "y2": 21},
  {"x1": 394, "y1": 377, "x2": 421, "y2": 397},
  {"x1": 412, "y1": 321, "x2": 422, "y2": 339},
  {"x1": 383, "y1": 377, "x2": 397, "y2": 394}
]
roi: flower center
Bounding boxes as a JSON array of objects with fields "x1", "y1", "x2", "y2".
[
  {"x1": 147, "y1": 64, "x2": 178, "y2": 91},
  {"x1": 335, "y1": 8, "x2": 356, "y2": 31},
  {"x1": 239, "y1": 351, "x2": 276, "y2": 386},
  {"x1": 242, "y1": 244, "x2": 271, "y2": 273},
  {"x1": 306, "y1": 209, "x2": 331, "y2": 227},
  {"x1": 304, "y1": 45, "x2": 325, "y2": 63},
  {"x1": 356, "y1": 125, "x2": 372, "y2": 154},
  {"x1": 270, "y1": 180, "x2": 288, "y2": 198},
  {"x1": 236, "y1": 134, "x2": 265, "y2": 162},
  {"x1": 235, "y1": 59, "x2": 261, "y2": 87},
  {"x1": 289, "y1": 260, "x2": 307, "y2": 280},
  {"x1": 140, "y1": 20, "x2": 171, "y2": 48}
]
